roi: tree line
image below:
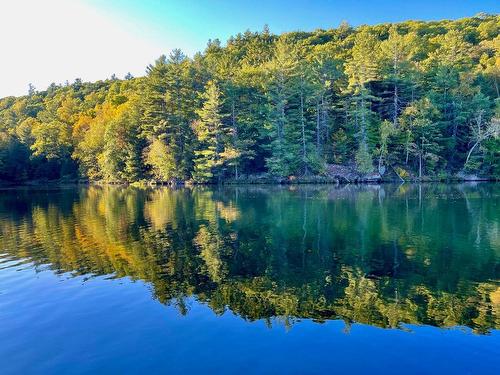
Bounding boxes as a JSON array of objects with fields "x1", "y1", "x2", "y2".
[{"x1": 0, "y1": 15, "x2": 499, "y2": 183}]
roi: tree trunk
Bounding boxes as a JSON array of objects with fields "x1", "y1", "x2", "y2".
[
  {"x1": 392, "y1": 45, "x2": 400, "y2": 129},
  {"x1": 393, "y1": 83, "x2": 399, "y2": 128},
  {"x1": 300, "y1": 87, "x2": 307, "y2": 174},
  {"x1": 231, "y1": 100, "x2": 239, "y2": 179},
  {"x1": 419, "y1": 136, "x2": 423, "y2": 179},
  {"x1": 361, "y1": 95, "x2": 367, "y2": 144},
  {"x1": 316, "y1": 100, "x2": 320, "y2": 154},
  {"x1": 321, "y1": 94, "x2": 328, "y2": 146},
  {"x1": 405, "y1": 131, "x2": 410, "y2": 165},
  {"x1": 494, "y1": 76, "x2": 499, "y2": 99},
  {"x1": 465, "y1": 141, "x2": 480, "y2": 166}
]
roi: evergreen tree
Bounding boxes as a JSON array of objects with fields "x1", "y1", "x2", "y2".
[
  {"x1": 193, "y1": 81, "x2": 228, "y2": 183},
  {"x1": 345, "y1": 29, "x2": 382, "y2": 173},
  {"x1": 141, "y1": 50, "x2": 196, "y2": 180},
  {"x1": 264, "y1": 39, "x2": 298, "y2": 177},
  {"x1": 400, "y1": 98, "x2": 442, "y2": 177},
  {"x1": 379, "y1": 27, "x2": 417, "y2": 128}
]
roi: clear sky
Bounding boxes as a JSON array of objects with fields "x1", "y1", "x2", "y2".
[{"x1": 1, "y1": 0, "x2": 498, "y2": 98}]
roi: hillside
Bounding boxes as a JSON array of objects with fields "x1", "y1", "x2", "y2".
[{"x1": 0, "y1": 14, "x2": 499, "y2": 183}]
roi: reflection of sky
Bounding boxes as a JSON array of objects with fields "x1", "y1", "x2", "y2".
[
  {"x1": 1, "y1": 263, "x2": 499, "y2": 374},
  {"x1": 1, "y1": 0, "x2": 499, "y2": 97}
]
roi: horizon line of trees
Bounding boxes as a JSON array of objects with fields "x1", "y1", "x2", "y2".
[{"x1": 0, "y1": 14, "x2": 499, "y2": 183}]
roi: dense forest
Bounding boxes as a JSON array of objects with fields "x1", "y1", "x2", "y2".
[{"x1": 0, "y1": 15, "x2": 499, "y2": 183}]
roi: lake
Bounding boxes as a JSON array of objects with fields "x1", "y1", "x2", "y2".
[{"x1": 0, "y1": 183, "x2": 499, "y2": 374}]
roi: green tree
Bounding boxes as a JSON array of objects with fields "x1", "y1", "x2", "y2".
[
  {"x1": 192, "y1": 81, "x2": 228, "y2": 183},
  {"x1": 264, "y1": 39, "x2": 298, "y2": 177},
  {"x1": 31, "y1": 120, "x2": 72, "y2": 160},
  {"x1": 400, "y1": 98, "x2": 442, "y2": 177},
  {"x1": 345, "y1": 29, "x2": 382, "y2": 173},
  {"x1": 145, "y1": 138, "x2": 177, "y2": 181},
  {"x1": 99, "y1": 99, "x2": 143, "y2": 182},
  {"x1": 141, "y1": 50, "x2": 196, "y2": 180}
]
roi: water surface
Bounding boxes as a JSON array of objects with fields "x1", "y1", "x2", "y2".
[{"x1": 0, "y1": 183, "x2": 499, "y2": 374}]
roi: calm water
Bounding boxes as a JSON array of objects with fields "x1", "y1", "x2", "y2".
[{"x1": 0, "y1": 183, "x2": 499, "y2": 374}]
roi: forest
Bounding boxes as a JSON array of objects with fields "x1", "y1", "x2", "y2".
[{"x1": 0, "y1": 14, "x2": 499, "y2": 184}]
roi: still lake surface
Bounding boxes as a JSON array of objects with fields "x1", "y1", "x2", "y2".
[{"x1": 0, "y1": 183, "x2": 499, "y2": 374}]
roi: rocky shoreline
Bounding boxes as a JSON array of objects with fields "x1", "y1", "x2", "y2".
[{"x1": 1, "y1": 164, "x2": 498, "y2": 188}]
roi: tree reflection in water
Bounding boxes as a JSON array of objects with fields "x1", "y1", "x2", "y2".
[{"x1": 0, "y1": 183, "x2": 498, "y2": 333}]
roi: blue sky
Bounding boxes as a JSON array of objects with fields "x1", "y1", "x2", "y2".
[
  {"x1": 1, "y1": 0, "x2": 498, "y2": 97},
  {"x1": 90, "y1": 0, "x2": 500, "y2": 54}
]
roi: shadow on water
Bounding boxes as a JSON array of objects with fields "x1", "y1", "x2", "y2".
[{"x1": 0, "y1": 183, "x2": 498, "y2": 333}]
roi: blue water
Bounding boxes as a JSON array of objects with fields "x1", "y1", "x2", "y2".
[
  {"x1": 1, "y1": 264, "x2": 498, "y2": 375},
  {"x1": 0, "y1": 184, "x2": 499, "y2": 374}
]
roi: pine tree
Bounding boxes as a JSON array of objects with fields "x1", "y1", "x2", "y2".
[
  {"x1": 345, "y1": 29, "x2": 382, "y2": 173},
  {"x1": 309, "y1": 48, "x2": 340, "y2": 159},
  {"x1": 380, "y1": 27, "x2": 417, "y2": 129},
  {"x1": 424, "y1": 30, "x2": 475, "y2": 170},
  {"x1": 400, "y1": 98, "x2": 442, "y2": 177},
  {"x1": 193, "y1": 81, "x2": 228, "y2": 183},
  {"x1": 285, "y1": 48, "x2": 318, "y2": 175},
  {"x1": 264, "y1": 39, "x2": 298, "y2": 177},
  {"x1": 214, "y1": 53, "x2": 257, "y2": 179},
  {"x1": 141, "y1": 50, "x2": 196, "y2": 180}
]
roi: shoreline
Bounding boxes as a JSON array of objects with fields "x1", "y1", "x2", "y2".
[{"x1": 1, "y1": 175, "x2": 498, "y2": 189}]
